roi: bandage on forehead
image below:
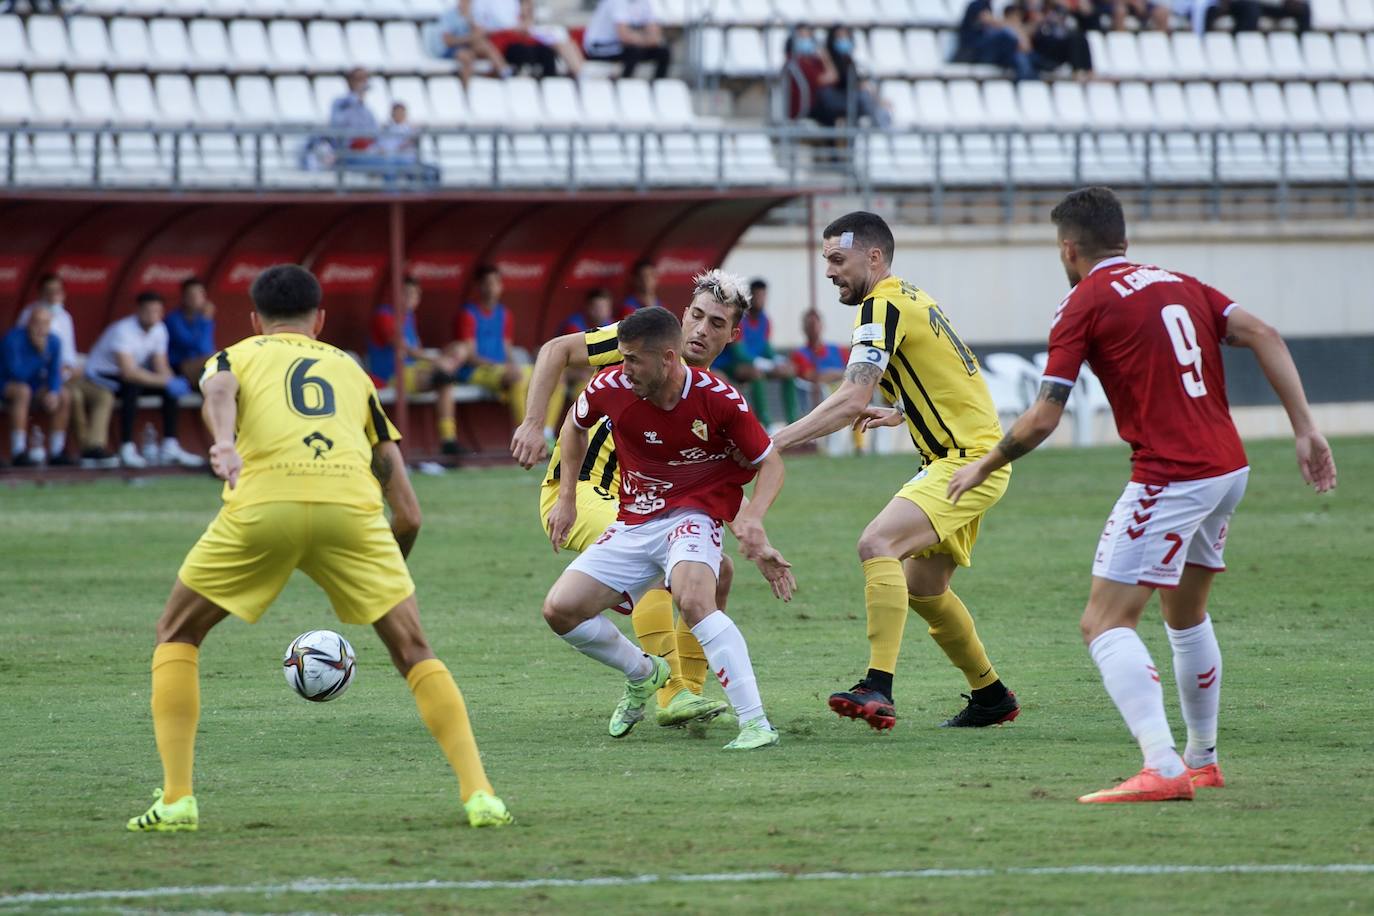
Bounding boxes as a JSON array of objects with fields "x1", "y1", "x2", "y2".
[{"x1": 838, "y1": 231, "x2": 854, "y2": 249}]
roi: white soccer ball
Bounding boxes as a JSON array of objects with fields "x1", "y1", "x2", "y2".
[{"x1": 283, "y1": 629, "x2": 356, "y2": 702}]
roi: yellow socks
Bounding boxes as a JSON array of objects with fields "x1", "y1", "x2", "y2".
[
  {"x1": 632, "y1": 588, "x2": 684, "y2": 705},
  {"x1": 863, "y1": 556, "x2": 909, "y2": 675},
  {"x1": 151, "y1": 642, "x2": 200, "y2": 803},
  {"x1": 406, "y1": 659, "x2": 493, "y2": 802},
  {"x1": 675, "y1": 612, "x2": 708, "y2": 696},
  {"x1": 437, "y1": 417, "x2": 457, "y2": 442},
  {"x1": 909, "y1": 590, "x2": 999, "y2": 689}
]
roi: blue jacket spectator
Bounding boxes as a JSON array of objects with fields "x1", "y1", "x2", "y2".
[
  {"x1": 165, "y1": 276, "x2": 216, "y2": 384},
  {"x1": 2, "y1": 304, "x2": 72, "y2": 467}
]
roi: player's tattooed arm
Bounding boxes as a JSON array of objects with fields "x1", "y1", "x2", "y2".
[
  {"x1": 995, "y1": 432, "x2": 1032, "y2": 462},
  {"x1": 1038, "y1": 380, "x2": 1072, "y2": 405},
  {"x1": 946, "y1": 378, "x2": 1069, "y2": 504},
  {"x1": 844, "y1": 361, "x2": 883, "y2": 387},
  {"x1": 371, "y1": 447, "x2": 394, "y2": 486}
]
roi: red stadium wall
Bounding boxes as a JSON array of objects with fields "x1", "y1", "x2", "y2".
[{"x1": 0, "y1": 191, "x2": 793, "y2": 454}]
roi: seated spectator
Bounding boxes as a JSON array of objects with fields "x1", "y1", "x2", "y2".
[
  {"x1": 783, "y1": 26, "x2": 841, "y2": 125},
  {"x1": 368, "y1": 276, "x2": 466, "y2": 457},
  {"x1": 473, "y1": 0, "x2": 584, "y2": 77},
  {"x1": 560, "y1": 287, "x2": 615, "y2": 392},
  {"x1": 583, "y1": 0, "x2": 671, "y2": 80},
  {"x1": 1206, "y1": 0, "x2": 1309, "y2": 32},
  {"x1": 1008, "y1": 1, "x2": 1094, "y2": 77},
  {"x1": 455, "y1": 265, "x2": 565, "y2": 439},
  {"x1": 619, "y1": 260, "x2": 660, "y2": 319},
  {"x1": 82, "y1": 292, "x2": 204, "y2": 469},
  {"x1": 711, "y1": 279, "x2": 797, "y2": 429},
  {"x1": 426, "y1": 1, "x2": 509, "y2": 85},
  {"x1": 822, "y1": 26, "x2": 893, "y2": 128},
  {"x1": 165, "y1": 276, "x2": 216, "y2": 388},
  {"x1": 17, "y1": 272, "x2": 108, "y2": 462},
  {"x1": 955, "y1": 0, "x2": 1037, "y2": 82},
  {"x1": 376, "y1": 102, "x2": 442, "y2": 185},
  {"x1": 1, "y1": 304, "x2": 71, "y2": 467},
  {"x1": 790, "y1": 307, "x2": 863, "y2": 449}
]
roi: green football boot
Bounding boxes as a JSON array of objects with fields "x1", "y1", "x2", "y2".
[
  {"x1": 656, "y1": 689, "x2": 729, "y2": 728},
  {"x1": 608, "y1": 655, "x2": 670, "y2": 738},
  {"x1": 126, "y1": 788, "x2": 198, "y2": 832},
  {"x1": 723, "y1": 717, "x2": 780, "y2": 750},
  {"x1": 463, "y1": 790, "x2": 514, "y2": 828}
]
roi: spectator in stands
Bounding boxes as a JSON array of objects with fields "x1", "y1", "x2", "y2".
[
  {"x1": 474, "y1": 0, "x2": 584, "y2": 78},
  {"x1": 712, "y1": 279, "x2": 797, "y2": 429},
  {"x1": 824, "y1": 26, "x2": 893, "y2": 128},
  {"x1": 619, "y1": 259, "x2": 660, "y2": 319},
  {"x1": 1, "y1": 304, "x2": 71, "y2": 467},
  {"x1": 368, "y1": 276, "x2": 465, "y2": 457},
  {"x1": 426, "y1": 1, "x2": 509, "y2": 85},
  {"x1": 456, "y1": 265, "x2": 565, "y2": 438},
  {"x1": 583, "y1": 0, "x2": 672, "y2": 80},
  {"x1": 783, "y1": 26, "x2": 842, "y2": 125},
  {"x1": 562, "y1": 287, "x2": 615, "y2": 335},
  {"x1": 376, "y1": 102, "x2": 441, "y2": 185},
  {"x1": 82, "y1": 292, "x2": 203, "y2": 470},
  {"x1": 955, "y1": 0, "x2": 1037, "y2": 82},
  {"x1": 1009, "y1": 2, "x2": 1094, "y2": 77},
  {"x1": 165, "y1": 276, "x2": 216, "y2": 389},
  {"x1": 789, "y1": 307, "x2": 863, "y2": 449},
  {"x1": 1206, "y1": 0, "x2": 1310, "y2": 32}
]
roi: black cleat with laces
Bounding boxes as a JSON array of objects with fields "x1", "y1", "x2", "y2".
[
  {"x1": 828, "y1": 681, "x2": 896, "y2": 731},
  {"x1": 940, "y1": 691, "x2": 1020, "y2": 727}
]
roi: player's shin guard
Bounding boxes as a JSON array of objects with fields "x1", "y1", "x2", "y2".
[
  {"x1": 631, "y1": 588, "x2": 683, "y2": 705},
  {"x1": 406, "y1": 659, "x2": 494, "y2": 803},
  {"x1": 560, "y1": 616, "x2": 653, "y2": 680},
  {"x1": 691, "y1": 611, "x2": 766, "y2": 726},
  {"x1": 1089, "y1": 627, "x2": 1184, "y2": 777},
  {"x1": 909, "y1": 590, "x2": 998, "y2": 689},
  {"x1": 1166, "y1": 615, "x2": 1222, "y2": 768},
  {"x1": 863, "y1": 557, "x2": 908, "y2": 677},
  {"x1": 151, "y1": 642, "x2": 199, "y2": 804},
  {"x1": 675, "y1": 613, "x2": 708, "y2": 695}
]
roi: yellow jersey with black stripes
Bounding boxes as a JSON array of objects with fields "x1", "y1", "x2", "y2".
[
  {"x1": 543, "y1": 322, "x2": 623, "y2": 493},
  {"x1": 850, "y1": 275, "x2": 1002, "y2": 463},
  {"x1": 200, "y1": 332, "x2": 400, "y2": 512}
]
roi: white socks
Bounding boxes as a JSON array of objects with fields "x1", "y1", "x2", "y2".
[
  {"x1": 11, "y1": 430, "x2": 25, "y2": 455},
  {"x1": 49, "y1": 430, "x2": 65, "y2": 456},
  {"x1": 1166, "y1": 615, "x2": 1221, "y2": 768},
  {"x1": 1089, "y1": 627, "x2": 1184, "y2": 777},
  {"x1": 561, "y1": 616, "x2": 653, "y2": 681},
  {"x1": 692, "y1": 610, "x2": 768, "y2": 728}
]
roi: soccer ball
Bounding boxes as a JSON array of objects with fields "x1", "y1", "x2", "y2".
[{"x1": 283, "y1": 629, "x2": 356, "y2": 702}]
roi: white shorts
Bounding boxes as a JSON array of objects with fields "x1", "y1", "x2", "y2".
[
  {"x1": 1093, "y1": 467, "x2": 1249, "y2": 589},
  {"x1": 565, "y1": 508, "x2": 724, "y2": 611}
]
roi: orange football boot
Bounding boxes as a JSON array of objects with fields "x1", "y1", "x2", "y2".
[
  {"x1": 1078, "y1": 767, "x2": 1196, "y2": 804},
  {"x1": 1187, "y1": 762, "x2": 1226, "y2": 788}
]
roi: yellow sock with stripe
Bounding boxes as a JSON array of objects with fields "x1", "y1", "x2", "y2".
[
  {"x1": 151, "y1": 642, "x2": 200, "y2": 804},
  {"x1": 437, "y1": 417, "x2": 457, "y2": 442},
  {"x1": 909, "y1": 590, "x2": 999, "y2": 689},
  {"x1": 863, "y1": 556, "x2": 909, "y2": 677},
  {"x1": 406, "y1": 659, "x2": 494, "y2": 802},
  {"x1": 674, "y1": 613, "x2": 708, "y2": 696},
  {"x1": 631, "y1": 588, "x2": 684, "y2": 705}
]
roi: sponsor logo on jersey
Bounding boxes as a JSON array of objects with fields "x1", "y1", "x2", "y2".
[
  {"x1": 575, "y1": 391, "x2": 589, "y2": 420},
  {"x1": 691, "y1": 418, "x2": 708, "y2": 441},
  {"x1": 644, "y1": 430, "x2": 662, "y2": 444}
]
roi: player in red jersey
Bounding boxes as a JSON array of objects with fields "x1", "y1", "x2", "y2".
[
  {"x1": 542, "y1": 306, "x2": 793, "y2": 751},
  {"x1": 947, "y1": 187, "x2": 1337, "y2": 803}
]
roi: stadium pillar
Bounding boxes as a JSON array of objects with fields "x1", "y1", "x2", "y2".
[
  {"x1": 806, "y1": 194, "x2": 817, "y2": 314},
  {"x1": 388, "y1": 200, "x2": 409, "y2": 443}
]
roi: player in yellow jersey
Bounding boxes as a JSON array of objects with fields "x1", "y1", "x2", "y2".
[
  {"x1": 511, "y1": 270, "x2": 788, "y2": 735},
  {"x1": 125, "y1": 265, "x2": 511, "y2": 832},
  {"x1": 772, "y1": 211, "x2": 1021, "y2": 731}
]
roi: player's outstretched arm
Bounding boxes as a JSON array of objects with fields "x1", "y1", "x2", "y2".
[
  {"x1": 547, "y1": 410, "x2": 589, "y2": 553},
  {"x1": 200, "y1": 369, "x2": 242, "y2": 489},
  {"x1": 1224, "y1": 307, "x2": 1337, "y2": 492},
  {"x1": 511, "y1": 331, "x2": 594, "y2": 468},
  {"x1": 372, "y1": 440, "x2": 421, "y2": 559},
  {"x1": 732, "y1": 449, "x2": 785, "y2": 560},
  {"x1": 772, "y1": 362, "x2": 881, "y2": 451},
  {"x1": 947, "y1": 380, "x2": 1070, "y2": 504}
]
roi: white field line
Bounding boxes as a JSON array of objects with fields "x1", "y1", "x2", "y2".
[{"x1": 2, "y1": 864, "x2": 1372, "y2": 907}]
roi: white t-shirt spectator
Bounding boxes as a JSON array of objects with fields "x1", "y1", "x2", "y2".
[
  {"x1": 16, "y1": 301, "x2": 78, "y2": 370},
  {"x1": 473, "y1": 0, "x2": 520, "y2": 30},
  {"x1": 85, "y1": 316, "x2": 169, "y2": 391},
  {"x1": 583, "y1": 0, "x2": 659, "y2": 56}
]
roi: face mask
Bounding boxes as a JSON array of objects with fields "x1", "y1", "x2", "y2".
[
  {"x1": 833, "y1": 38, "x2": 853, "y2": 55},
  {"x1": 793, "y1": 37, "x2": 816, "y2": 55}
]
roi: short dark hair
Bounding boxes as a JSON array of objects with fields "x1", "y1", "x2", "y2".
[
  {"x1": 403, "y1": 274, "x2": 420, "y2": 287},
  {"x1": 1050, "y1": 187, "x2": 1127, "y2": 257},
  {"x1": 617, "y1": 305, "x2": 681, "y2": 351},
  {"x1": 474, "y1": 264, "x2": 500, "y2": 282},
  {"x1": 632, "y1": 259, "x2": 655, "y2": 274},
  {"x1": 135, "y1": 291, "x2": 164, "y2": 307},
  {"x1": 250, "y1": 264, "x2": 322, "y2": 320},
  {"x1": 822, "y1": 211, "x2": 895, "y2": 265},
  {"x1": 749, "y1": 278, "x2": 767, "y2": 293},
  {"x1": 38, "y1": 272, "x2": 61, "y2": 288},
  {"x1": 181, "y1": 276, "x2": 204, "y2": 293},
  {"x1": 586, "y1": 286, "x2": 612, "y2": 303}
]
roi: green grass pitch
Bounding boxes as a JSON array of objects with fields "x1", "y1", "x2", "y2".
[{"x1": 2, "y1": 437, "x2": 1372, "y2": 914}]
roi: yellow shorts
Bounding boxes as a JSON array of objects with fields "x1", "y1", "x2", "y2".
[
  {"x1": 178, "y1": 501, "x2": 416, "y2": 625},
  {"x1": 896, "y1": 455, "x2": 1011, "y2": 568},
  {"x1": 539, "y1": 479, "x2": 619, "y2": 554},
  {"x1": 468, "y1": 363, "x2": 531, "y2": 394}
]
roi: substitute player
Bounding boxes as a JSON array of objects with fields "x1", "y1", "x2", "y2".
[
  {"x1": 543, "y1": 306, "x2": 794, "y2": 750},
  {"x1": 949, "y1": 187, "x2": 1337, "y2": 803},
  {"x1": 512, "y1": 270, "x2": 768, "y2": 732},
  {"x1": 125, "y1": 264, "x2": 511, "y2": 832},
  {"x1": 772, "y1": 211, "x2": 1021, "y2": 731}
]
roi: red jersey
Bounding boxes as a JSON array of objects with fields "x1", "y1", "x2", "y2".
[
  {"x1": 571, "y1": 365, "x2": 774, "y2": 524},
  {"x1": 1043, "y1": 256, "x2": 1248, "y2": 485}
]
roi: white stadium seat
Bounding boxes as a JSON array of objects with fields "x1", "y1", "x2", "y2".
[
  {"x1": 1104, "y1": 32, "x2": 1143, "y2": 79},
  {"x1": 195, "y1": 75, "x2": 240, "y2": 122},
  {"x1": 345, "y1": 22, "x2": 389, "y2": 72},
  {"x1": 107, "y1": 18, "x2": 154, "y2": 71},
  {"x1": 1169, "y1": 31, "x2": 1207, "y2": 80},
  {"x1": 1346, "y1": 0, "x2": 1374, "y2": 28},
  {"x1": 697, "y1": 28, "x2": 725, "y2": 75},
  {"x1": 464, "y1": 78, "x2": 509, "y2": 126},
  {"x1": 868, "y1": 29, "x2": 908, "y2": 77},
  {"x1": 148, "y1": 19, "x2": 195, "y2": 73},
  {"x1": 1234, "y1": 32, "x2": 1272, "y2": 79},
  {"x1": 616, "y1": 79, "x2": 657, "y2": 126},
  {"x1": 1151, "y1": 82, "x2": 1209, "y2": 182},
  {"x1": 388, "y1": 76, "x2": 433, "y2": 123},
  {"x1": 1310, "y1": 0, "x2": 1346, "y2": 29},
  {"x1": 114, "y1": 74, "x2": 159, "y2": 123},
  {"x1": 68, "y1": 17, "x2": 113, "y2": 69},
  {"x1": 1348, "y1": 82, "x2": 1374, "y2": 126},
  {"x1": 579, "y1": 79, "x2": 620, "y2": 126},
  {"x1": 308, "y1": 22, "x2": 352, "y2": 73},
  {"x1": 540, "y1": 77, "x2": 582, "y2": 126},
  {"x1": 905, "y1": 29, "x2": 942, "y2": 77},
  {"x1": 426, "y1": 76, "x2": 468, "y2": 126},
  {"x1": 268, "y1": 21, "x2": 312, "y2": 73},
  {"x1": 154, "y1": 74, "x2": 199, "y2": 124},
  {"x1": 384, "y1": 22, "x2": 450, "y2": 75},
  {"x1": 880, "y1": 80, "x2": 916, "y2": 126},
  {"x1": 724, "y1": 28, "x2": 769, "y2": 77},
  {"x1": 1333, "y1": 32, "x2": 1369, "y2": 79},
  {"x1": 0, "y1": 18, "x2": 27, "y2": 70},
  {"x1": 73, "y1": 73, "x2": 116, "y2": 125},
  {"x1": 1267, "y1": 32, "x2": 1304, "y2": 80},
  {"x1": 1183, "y1": 81, "x2": 1222, "y2": 128},
  {"x1": 1136, "y1": 32, "x2": 1174, "y2": 80},
  {"x1": 275, "y1": 75, "x2": 319, "y2": 123},
  {"x1": 27, "y1": 16, "x2": 72, "y2": 70},
  {"x1": 1301, "y1": 32, "x2": 1338, "y2": 80},
  {"x1": 188, "y1": 20, "x2": 233, "y2": 71},
  {"x1": 1202, "y1": 33, "x2": 1240, "y2": 79},
  {"x1": 1217, "y1": 82, "x2": 1273, "y2": 180},
  {"x1": 0, "y1": 73, "x2": 36, "y2": 123},
  {"x1": 228, "y1": 20, "x2": 275, "y2": 72},
  {"x1": 236, "y1": 76, "x2": 279, "y2": 124},
  {"x1": 503, "y1": 77, "x2": 543, "y2": 127},
  {"x1": 654, "y1": 79, "x2": 697, "y2": 126}
]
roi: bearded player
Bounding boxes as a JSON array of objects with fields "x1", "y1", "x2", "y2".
[
  {"x1": 949, "y1": 187, "x2": 1337, "y2": 803},
  {"x1": 542, "y1": 306, "x2": 793, "y2": 750},
  {"x1": 512, "y1": 270, "x2": 770, "y2": 733}
]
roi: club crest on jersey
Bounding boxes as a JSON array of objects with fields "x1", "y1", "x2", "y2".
[
  {"x1": 644, "y1": 430, "x2": 662, "y2": 444},
  {"x1": 691, "y1": 419, "x2": 708, "y2": 441}
]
